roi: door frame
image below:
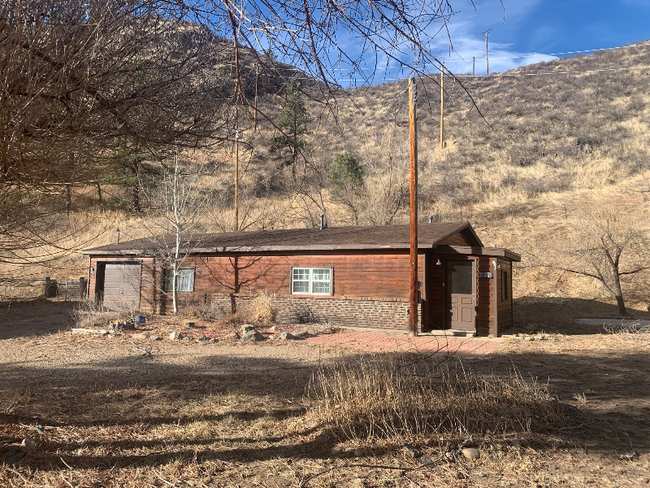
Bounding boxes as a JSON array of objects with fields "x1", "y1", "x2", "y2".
[{"x1": 444, "y1": 257, "x2": 477, "y2": 331}]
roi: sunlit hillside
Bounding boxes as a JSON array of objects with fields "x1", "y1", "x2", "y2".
[{"x1": 5, "y1": 40, "x2": 650, "y2": 319}]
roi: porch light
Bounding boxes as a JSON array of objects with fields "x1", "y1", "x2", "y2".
[{"x1": 436, "y1": 259, "x2": 442, "y2": 265}]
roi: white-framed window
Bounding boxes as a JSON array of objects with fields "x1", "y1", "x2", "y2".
[
  {"x1": 164, "y1": 268, "x2": 195, "y2": 292},
  {"x1": 292, "y1": 267, "x2": 332, "y2": 295}
]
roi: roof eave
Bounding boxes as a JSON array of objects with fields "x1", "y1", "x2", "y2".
[{"x1": 82, "y1": 242, "x2": 446, "y2": 256}]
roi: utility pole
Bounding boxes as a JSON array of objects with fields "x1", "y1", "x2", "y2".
[
  {"x1": 439, "y1": 68, "x2": 444, "y2": 150},
  {"x1": 472, "y1": 56, "x2": 476, "y2": 76},
  {"x1": 482, "y1": 29, "x2": 491, "y2": 75},
  {"x1": 408, "y1": 78, "x2": 419, "y2": 337}
]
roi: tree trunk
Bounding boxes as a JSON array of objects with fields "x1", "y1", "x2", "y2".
[
  {"x1": 611, "y1": 264, "x2": 627, "y2": 316},
  {"x1": 615, "y1": 294, "x2": 627, "y2": 316},
  {"x1": 131, "y1": 161, "x2": 141, "y2": 213}
]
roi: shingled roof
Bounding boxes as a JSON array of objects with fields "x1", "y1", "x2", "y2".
[{"x1": 83, "y1": 221, "x2": 483, "y2": 255}]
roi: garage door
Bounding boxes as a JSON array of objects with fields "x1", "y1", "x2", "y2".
[{"x1": 103, "y1": 263, "x2": 141, "y2": 311}]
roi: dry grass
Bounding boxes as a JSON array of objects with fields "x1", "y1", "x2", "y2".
[
  {"x1": 72, "y1": 299, "x2": 136, "y2": 329},
  {"x1": 308, "y1": 355, "x2": 571, "y2": 444},
  {"x1": 3, "y1": 42, "x2": 650, "y2": 314},
  {"x1": 1, "y1": 310, "x2": 650, "y2": 487}
]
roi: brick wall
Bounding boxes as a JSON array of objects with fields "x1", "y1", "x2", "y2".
[{"x1": 211, "y1": 294, "x2": 421, "y2": 331}]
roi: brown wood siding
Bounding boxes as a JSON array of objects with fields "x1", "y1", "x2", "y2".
[
  {"x1": 152, "y1": 252, "x2": 425, "y2": 313},
  {"x1": 497, "y1": 259, "x2": 513, "y2": 333},
  {"x1": 475, "y1": 257, "x2": 493, "y2": 337},
  {"x1": 423, "y1": 251, "x2": 446, "y2": 330},
  {"x1": 88, "y1": 257, "x2": 98, "y2": 300}
]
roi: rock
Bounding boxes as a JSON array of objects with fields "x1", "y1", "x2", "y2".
[
  {"x1": 269, "y1": 326, "x2": 278, "y2": 332},
  {"x1": 280, "y1": 332, "x2": 296, "y2": 340},
  {"x1": 169, "y1": 331, "x2": 181, "y2": 340},
  {"x1": 183, "y1": 336, "x2": 193, "y2": 341},
  {"x1": 420, "y1": 455, "x2": 434, "y2": 466},
  {"x1": 151, "y1": 335, "x2": 162, "y2": 341},
  {"x1": 241, "y1": 324, "x2": 256, "y2": 335},
  {"x1": 402, "y1": 444, "x2": 421, "y2": 458},
  {"x1": 224, "y1": 332, "x2": 240, "y2": 340},
  {"x1": 293, "y1": 330, "x2": 311, "y2": 339},
  {"x1": 461, "y1": 447, "x2": 480, "y2": 460},
  {"x1": 196, "y1": 335, "x2": 207, "y2": 342},
  {"x1": 21, "y1": 436, "x2": 37, "y2": 450},
  {"x1": 185, "y1": 321, "x2": 196, "y2": 329},
  {"x1": 241, "y1": 330, "x2": 265, "y2": 342},
  {"x1": 209, "y1": 338, "x2": 218, "y2": 343}
]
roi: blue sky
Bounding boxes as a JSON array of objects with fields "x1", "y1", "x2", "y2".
[{"x1": 427, "y1": 0, "x2": 650, "y2": 75}]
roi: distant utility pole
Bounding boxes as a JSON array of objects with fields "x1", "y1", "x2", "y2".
[
  {"x1": 439, "y1": 68, "x2": 444, "y2": 150},
  {"x1": 482, "y1": 30, "x2": 491, "y2": 75},
  {"x1": 408, "y1": 78, "x2": 419, "y2": 337},
  {"x1": 472, "y1": 56, "x2": 476, "y2": 75}
]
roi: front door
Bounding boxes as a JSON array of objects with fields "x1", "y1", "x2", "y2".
[{"x1": 447, "y1": 260, "x2": 476, "y2": 331}]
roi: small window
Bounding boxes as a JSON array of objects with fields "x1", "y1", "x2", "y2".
[
  {"x1": 292, "y1": 267, "x2": 332, "y2": 295},
  {"x1": 165, "y1": 268, "x2": 195, "y2": 292},
  {"x1": 501, "y1": 270, "x2": 508, "y2": 301}
]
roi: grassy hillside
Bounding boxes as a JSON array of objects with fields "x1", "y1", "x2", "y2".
[{"x1": 5, "y1": 41, "x2": 650, "y2": 317}]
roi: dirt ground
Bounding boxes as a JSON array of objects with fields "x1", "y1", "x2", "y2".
[{"x1": 1, "y1": 298, "x2": 649, "y2": 487}]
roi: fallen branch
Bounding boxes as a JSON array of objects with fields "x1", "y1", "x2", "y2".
[{"x1": 71, "y1": 328, "x2": 109, "y2": 335}]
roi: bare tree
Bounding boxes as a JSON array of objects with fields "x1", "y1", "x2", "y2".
[
  {"x1": 142, "y1": 150, "x2": 215, "y2": 315},
  {"x1": 0, "y1": 0, "x2": 231, "y2": 264},
  {"x1": 0, "y1": 0, "x2": 472, "y2": 264},
  {"x1": 532, "y1": 202, "x2": 649, "y2": 316}
]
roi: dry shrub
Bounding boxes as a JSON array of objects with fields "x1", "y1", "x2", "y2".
[
  {"x1": 221, "y1": 311, "x2": 246, "y2": 328},
  {"x1": 308, "y1": 355, "x2": 572, "y2": 443},
  {"x1": 603, "y1": 320, "x2": 650, "y2": 334},
  {"x1": 183, "y1": 303, "x2": 223, "y2": 322},
  {"x1": 250, "y1": 292, "x2": 278, "y2": 324},
  {"x1": 73, "y1": 300, "x2": 128, "y2": 328}
]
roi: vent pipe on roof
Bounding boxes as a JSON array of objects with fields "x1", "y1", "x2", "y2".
[{"x1": 319, "y1": 214, "x2": 326, "y2": 230}]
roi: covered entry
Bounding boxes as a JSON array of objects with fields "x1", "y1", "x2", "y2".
[
  {"x1": 95, "y1": 262, "x2": 142, "y2": 311},
  {"x1": 446, "y1": 260, "x2": 476, "y2": 331},
  {"x1": 421, "y1": 246, "x2": 520, "y2": 336}
]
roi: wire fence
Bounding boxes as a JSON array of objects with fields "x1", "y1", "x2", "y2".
[{"x1": 0, "y1": 277, "x2": 88, "y2": 301}]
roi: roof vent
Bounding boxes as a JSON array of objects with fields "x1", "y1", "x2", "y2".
[{"x1": 319, "y1": 214, "x2": 326, "y2": 230}]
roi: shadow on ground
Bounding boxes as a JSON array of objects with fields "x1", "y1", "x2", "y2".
[
  {"x1": 0, "y1": 298, "x2": 77, "y2": 340},
  {"x1": 514, "y1": 296, "x2": 650, "y2": 334},
  {"x1": 1, "y1": 342, "x2": 649, "y2": 471}
]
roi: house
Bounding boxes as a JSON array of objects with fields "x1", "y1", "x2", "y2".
[{"x1": 82, "y1": 221, "x2": 520, "y2": 336}]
